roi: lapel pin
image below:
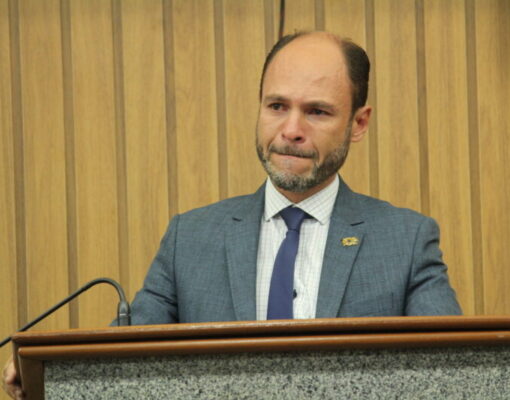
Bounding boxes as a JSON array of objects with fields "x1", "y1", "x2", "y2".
[{"x1": 341, "y1": 237, "x2": 359, "y2": 247}]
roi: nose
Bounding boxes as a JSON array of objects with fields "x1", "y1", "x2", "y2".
[{"x1": 281, "y1": 110, "x2": 305, "y2": 143}]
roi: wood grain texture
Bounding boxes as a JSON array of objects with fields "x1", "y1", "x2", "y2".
[
  {"x1": 474, "y1": 0, "x2": 510, "y2": 315},
  {"x1": 120, "y1": 0, "x2": 169, "y2": 300},
  {"x1": 324, "y1": 0, "x2": 371, "y2": 196},
  {"x1": 172, "y1": 0, "x2": 220, "y2": 213},
  {"x1": 19, "y1": 330, "x2": 510, "y2": 362},
  {"x1": 18, "y1": 0, "x2": 70, "y2": 330},
  {"x1": 423, "y1": 0, "x2": 474, "y2": 314},
  {"x1": 13, "y1": 316, "x2": 510, "y2": 358},
  {"x1": 223, "y1": 0, "x2": 267, "y2": 197},
  {"x1": 16, "y1": 358, "x2": 43, "y2": 400},
  {"x1": 0, "y1": 0, "x2": 18, "y2": 386},
  {"x1": 373, "y1": 0, "x2": 421, "y2": 211},
  {"x1": 12, "y1": 316, "x2": 510, "y2": 344},
  {"x1": 69, "y1": 0, "x2": 120, "y2": 327}
]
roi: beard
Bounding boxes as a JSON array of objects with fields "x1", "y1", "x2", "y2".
[{"x1": 256, "y1": 125, "x2": 352, "y2": 193}]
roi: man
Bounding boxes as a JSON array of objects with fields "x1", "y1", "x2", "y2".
[
  {"x1": 2, "y1": 31, "x2": 460, "y2": 398},
  {"x1": 122, "y1": 31, "x2": 460, "y2": 325}
]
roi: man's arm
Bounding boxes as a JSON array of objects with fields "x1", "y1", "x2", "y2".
[
  {"x1": 128, "y1": 215, "x2": 180, "y2": 325},
  {"x1": 405, "y1": 216, "x2": 462, "y2": 315}
]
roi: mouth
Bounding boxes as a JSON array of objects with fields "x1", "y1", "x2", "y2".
[{"x1": 268, "y1": 145, "x2": 316, "y2": 160}]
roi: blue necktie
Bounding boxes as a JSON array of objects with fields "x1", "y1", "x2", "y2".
[{"x1": 267, "y1": 207, "x2": 308, "y2": 320}]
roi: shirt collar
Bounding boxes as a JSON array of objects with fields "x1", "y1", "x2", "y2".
[{"x1": 263, "y1": 175, "x2": 339, "y2": 225}]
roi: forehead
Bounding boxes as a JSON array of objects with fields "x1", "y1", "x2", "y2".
[{"x1": 262, "y1": 35, "x2": 351, "y2": 104}]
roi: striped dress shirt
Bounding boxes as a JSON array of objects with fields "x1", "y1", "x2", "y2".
[{"x1": 256, "y1": 175, "x2": 339, "y2": 320}]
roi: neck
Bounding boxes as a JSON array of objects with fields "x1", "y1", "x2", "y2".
[{"x1": 274, "y1": 175, "x2": 336, "y2": 204}]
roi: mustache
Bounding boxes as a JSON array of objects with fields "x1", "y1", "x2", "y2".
[{"x1": 268, "y1": 144, "x2": 317, "y2": 159}]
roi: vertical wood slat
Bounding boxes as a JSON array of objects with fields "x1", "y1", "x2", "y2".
[
  {"x1": 18, "y1": 0, "x2": 70, "y2": 330},
  {"x1": 475, "y1": 0, "x2": 510, "y2": 315},
  {"x1": 60, "y1": 0, "x2": 79, "y2": 328},
  {"x1": 415, "y1": 0, "x2": 431, "y2": 217},
  {"x1": 0, "y1": 0, "x2": 18, "y2": 380},
  {"x1": 364, "y1": 0, "x2": 379, "y2": 198},
  {"x1": 111, "y1": 0, "x2": 129, "y2": 303},
  {"x1": 324, "y1": 0, "x2": 371, "y2": 196},
  {"x1": 423, "y1": 0, "x2": 474, "y2": 314},
  {"x1": 214, "y1": 0, "x2": 229, "y2": 201},
  {"x1": 120, "y1": 0, "x2": 169, "y2": 299},
  {"x1": 70, "y1": 0, "x2": 120, "y2": 327},
  {"x1": 172, "y1": 0, "x2": 220, "y2": 213},
  {"x1": 464, "y1": 0, "x2": 483, "y2": 315},
  {"x1": 162, "y1": 0, "x2": 178, "y2": 219},
  {"x1": 263, "y1": 0, "x2": 275, "y2": 50},
  {"x1": 223, "y1": 0, "x2": 267, "y2": 197},
  {"x1": 7, "y1": 0, "x2": 27, "y2": 334},
  {"x1": 373, "y1": 0, "x2": 421, "y2": 211}
]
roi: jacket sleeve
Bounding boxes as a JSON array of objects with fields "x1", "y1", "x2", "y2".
[
  {"x1": 405, "y1": 216, "x2": 462, "y2": 315},
  {"x1": 128, "y1": 215, "x2": 180, "y2": 325}
]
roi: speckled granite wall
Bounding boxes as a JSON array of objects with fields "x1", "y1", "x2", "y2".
[{"x1": 45, "y1": 347, "x2": 510, "y2": 399}]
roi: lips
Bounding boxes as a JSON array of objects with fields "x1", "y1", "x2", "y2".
[{"x1": 268, "y1": 145, "x2": 316, "y2": 159}]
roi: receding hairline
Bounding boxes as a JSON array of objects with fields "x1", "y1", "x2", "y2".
[
  {"x1": 266, "y1": 31, "x2": 348, "y2": 71},
  {"x1": 260, "y1": 31, "x2": 352, "y2": 100}
]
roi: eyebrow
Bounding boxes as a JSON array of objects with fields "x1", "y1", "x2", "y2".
[
  {"x1": 263, "y1": 95, "x2": 337, "y2": 113},
  {"x1": 263, "y1": 95, "x2": 288, "y2": 104},
  {"x1": 307, "y1": 101, "x2": 337, "y2": 113}
]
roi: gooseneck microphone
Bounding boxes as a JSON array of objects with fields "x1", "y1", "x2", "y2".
[{"x1": 0, "y1": 277, "x2": 131, "y2": 348}]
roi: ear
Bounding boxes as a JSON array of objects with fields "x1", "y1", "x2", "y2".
[{"x1": 350, "y1": 105, "x2": 372, "y2": 143}]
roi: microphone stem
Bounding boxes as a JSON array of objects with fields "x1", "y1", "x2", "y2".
[{"x1": 0, "y1": 278, "x2": 129, "y2": 348}]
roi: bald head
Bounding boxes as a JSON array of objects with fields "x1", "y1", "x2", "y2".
[{"x1": 259, "y1": 31, "x2": 370, "y2": 116}]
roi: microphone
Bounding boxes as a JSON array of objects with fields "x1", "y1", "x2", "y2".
[{"x1": 0, "y1": 277, "x2": 131, "y2": 348}]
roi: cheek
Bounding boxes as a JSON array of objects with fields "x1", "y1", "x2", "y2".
[
  {"x1": 257, "y1": 117, "x2": 279, "y2": 145},
  {"x1": 314, "y1": 128, "x2": 346, "y2": 160}
]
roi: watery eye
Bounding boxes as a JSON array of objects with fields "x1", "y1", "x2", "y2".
[
  {"x1": 309, "y1": 108, "x2": 327, "y2": 116},
  {"x1": 269, "y1": 103, "x2": 283, "y2": 111}
]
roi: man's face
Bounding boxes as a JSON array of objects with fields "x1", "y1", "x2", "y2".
[{"x1": 256, "y1": 35, "x2": 355, "y2": 195}]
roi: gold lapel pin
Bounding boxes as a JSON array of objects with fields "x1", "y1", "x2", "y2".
[{"x1": 341, "y1": 237, "x2": 359, "y2": 247}]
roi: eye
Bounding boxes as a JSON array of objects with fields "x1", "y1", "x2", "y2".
[
  {"x1": 308, "y1": 108, "x2": 328, "y2": 116},
  {"x1": 268, "y1": 103, "x2": 284, "y2": 111}
]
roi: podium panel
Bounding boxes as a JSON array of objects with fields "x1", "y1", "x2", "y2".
[
  {"x1": 12, "y1": 316, "x2": 510, "y2": 399},
  {"x1": 44, "y1": 347, "x2": 510, "y2": 399}
]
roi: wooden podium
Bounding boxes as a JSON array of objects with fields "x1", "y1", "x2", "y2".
[{"x1": 12, "y1": 316, "x2": 510, "y2": 399}]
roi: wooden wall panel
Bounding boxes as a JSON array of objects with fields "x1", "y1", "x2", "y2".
[
  {"x1": 282, "y1": 0, "x2": 316, "y2": 34},
  {"x1": 120, "y1": 0, "x2": 169, "y2": 299},
  {"x1": 173, "y1": 0, "x2": 219, "y2": 212},
  {"x1": 475, "y1": 0, "x2": 510, "y2": 314},
  {"x1": 18, "y1": 0, "x2": 70, "y2": 329},
  {"x1": 3, "y1": 4, "x2": 510, "y2": 371},
  {"x1": 423, "y1": 0, "x2": 474, "y2": 314},
  {"x1": 70, "y1": 0, "x2": 120, "y2": 327},
  {"x1": 223, "y1": 0, "x2": 267, "y2": 197},
  {"x1": 374, "y1": 0, "x2": 421, "y2": 211},
  {"x1": 324, "y1": 0, "x2": 371, "y2": 196},
  {"x1": 0, "y1": 0, "x2": 18, "y2": 381}
]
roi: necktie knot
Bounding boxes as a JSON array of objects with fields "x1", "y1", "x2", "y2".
[{"x1": 280, "y1": 207, "x2": 308, "y2": 232}]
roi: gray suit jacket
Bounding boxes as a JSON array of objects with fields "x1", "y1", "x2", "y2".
[{"x1": 129, "y1": 178, "x2": 461, "y2": 324}]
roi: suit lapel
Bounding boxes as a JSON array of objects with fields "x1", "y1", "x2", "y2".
[
  {"x1": 225, "y1": 186, "x2": 265, "y2": 321},
  {"x1": 315, "y1": 177, "x2": 365, "y2": 318}
]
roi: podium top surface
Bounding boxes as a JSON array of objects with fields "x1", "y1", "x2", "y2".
[{"x1": 12, "y1": 315, "x2": 510, "y2": 350}]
